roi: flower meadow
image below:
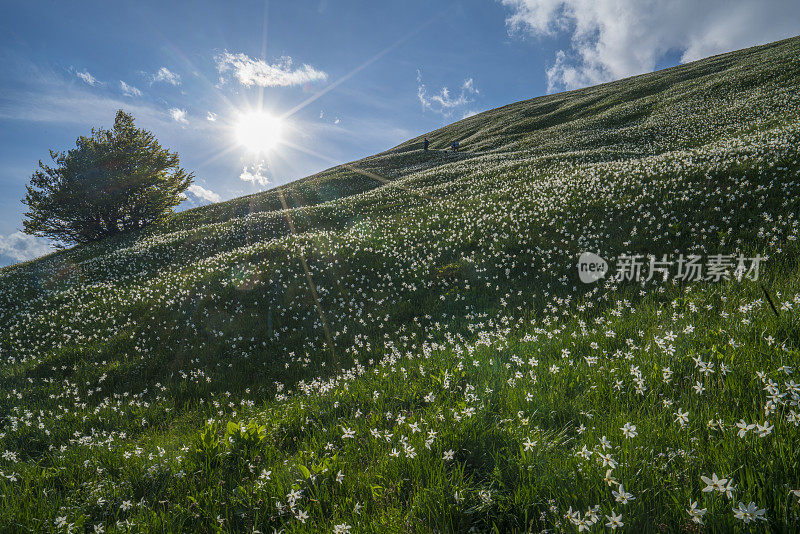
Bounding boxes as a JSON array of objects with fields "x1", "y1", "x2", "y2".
[{"x1": 2, "y1": 37, "x2": 800, "y2": 533}]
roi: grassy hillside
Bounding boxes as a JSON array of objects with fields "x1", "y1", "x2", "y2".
[{"x1": 1, "y1": 36, "x2": 800, "y2": 532}]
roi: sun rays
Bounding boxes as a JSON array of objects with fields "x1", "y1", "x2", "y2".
[{"x1": 234, "y1": 111, "x2": 285, "y2": 154}]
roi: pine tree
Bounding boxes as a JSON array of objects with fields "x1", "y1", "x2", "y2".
[{"x1": 22, "y1": 110, "x2": 193, "y2": 245}]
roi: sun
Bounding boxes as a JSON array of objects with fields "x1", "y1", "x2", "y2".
[{"x1": 235, "y1": 111, "x2": 284, "y2": 153}]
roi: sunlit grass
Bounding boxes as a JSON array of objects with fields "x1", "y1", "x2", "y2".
[{"x1": 1, "y1": 36, "x2": 800, "y2": 533}]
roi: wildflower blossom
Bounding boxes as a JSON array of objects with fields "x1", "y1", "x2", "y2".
[
  {"x1": 620, "y1": 422, "x2": 637, "y2": 438},
  {"x1": 687, "y1": 500, "x2": 707, "y2": 524},
  {"x1": 605, "y1": 511, "x2": 624, "y2": 529},
  {"x1": 675, "y1": 409, "x2": 689, "y2": 427},
  {"x1": 701, "y1": 473, "x2": 727, "y2": 493},
  {"x1": 733, "y1": 501, "x2": 767, "y2": 523},
  {"x1": 613, "y1": 484, "x2": 634, "y2": 505}
]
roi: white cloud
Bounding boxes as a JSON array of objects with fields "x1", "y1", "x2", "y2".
[
  {"x1": 169, "y1": 107, "x2": 188, "y2": 124},
  {"x1": 74, "y1": 68, "x2": 100, "y2": 86},
  {"x1": 417, "y1": 71, "x2": 479, "y2": 117},
  {"x1": 206, "y1": 111, "x2": 217, "y2": 122},
  {"x1": 152, "y1": 67, "x2": 181, "y2": 86},
  {"x1": 0, "y1": 231, "x2": 54, "y2": 264},
  {"x1": 501, "y1": 0, "x2": 800, "y2": 93},
  {"x1": 187, "y1": 184, "x2": 220, "y2": 203},
  {"x1": 0, "y1": 56, "x2": 214, "y2": 142},
  {"x1": 215, "y1": 52, "x2": 328, "y2": 88},
  {"x1": 120, "y1": 80, "x2": 142, "y2": 97},
  {"x1": 239, "y1": 162, "x2": 269, "y2": 186},
  {"x1": 0, "y1": 87, "x2": 189, "y2": 133}
]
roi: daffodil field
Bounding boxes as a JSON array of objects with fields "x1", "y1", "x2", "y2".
[{"x1": 2, "y1": 37, "x2": 800, "y2": 533}]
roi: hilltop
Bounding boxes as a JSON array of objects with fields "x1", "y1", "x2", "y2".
[{"x1": 1, "y1": 36, "x2": 800, "y2": 532}]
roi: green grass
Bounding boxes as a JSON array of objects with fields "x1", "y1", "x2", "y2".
[{"x1": 1, "y1": 36, "x2": 800, "y2": 533}]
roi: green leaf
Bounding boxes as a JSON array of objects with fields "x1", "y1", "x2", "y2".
[{"x1": 298, "y1": 465, "x2": 311, "y2": 479}]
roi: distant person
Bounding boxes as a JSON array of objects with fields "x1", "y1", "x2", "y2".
[
  {"x1": 451, "y1": 140, "x2": 459, "y2": 153},
  {"x1": 423, "y1": 138, "x2": 429, "y2": 151}
]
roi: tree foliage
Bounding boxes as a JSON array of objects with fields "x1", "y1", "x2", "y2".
[{"x1": 22, "y1": 110, "x2": 193, "y2": 245}]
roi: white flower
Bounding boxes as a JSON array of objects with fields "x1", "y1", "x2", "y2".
[
  {"x1": 613, "y1": 484, "x2": 634, "y2": 504},
  {"x1": 287, "y1": 488, "x2": 302, "y2": 505},
  {"x1": 575, "y1": 516, "x2": 591, "y2": 531},
  {"x1": 701, "y1": 473, "x2": 727, "y2": 493},
  {"x1": 333, "y1": 523, "x2": 352, "y2": 533},
  {"x1": 341, "y1": 427, "x2": 355, "y2": 439},
  {"x1": 723, "y1": 478, "x2": 736, "y2": 500},
  {"x1": 565, "y1": 506, "x2": 579, "y2": 522},
  {"x1": 755, "y1": 422, "x2": 773, "y2": 437},
  {"x1": 674, "y1": 409, "x2": 689, "y2": 427},
  {"x1": 733, "y1": 501, "x2": 767, "y2": 523},
  {"x1": 443, "y1": 449, "x2": 455, "y2": 460},
  {"x1": 598, "y1": 452, "x2": 617, "y2": 469},
  {"x1": 662, "y1": 367, "x2": 673, "y2": 382},
  {"x1": 736, "y1": 419, "x2": 755, "y2": 438},
  {"x1": 687, "y1": 500, "x2": 707, "y2": 524},
  {"x1": 605, "y1": 511, "x2": 624, "y2": 529},
  {"x1": 620, "y1": 422, "x2": 637, "y2": 438}
]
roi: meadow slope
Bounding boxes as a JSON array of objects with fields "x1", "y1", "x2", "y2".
[{"x1": 1, "y1": 36, "x2": 800, "y2": 533}]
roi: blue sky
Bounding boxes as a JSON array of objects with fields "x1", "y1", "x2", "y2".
[{"x1": 1, "y1": 0, "x2": 798, "y2": 266}]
